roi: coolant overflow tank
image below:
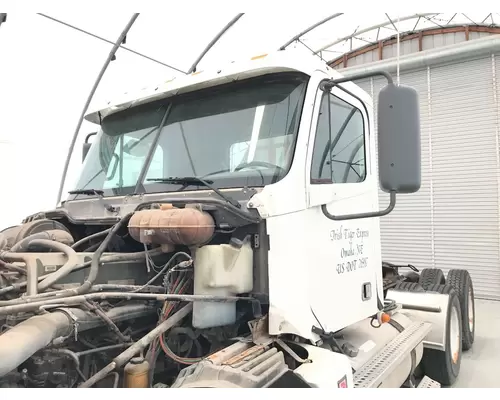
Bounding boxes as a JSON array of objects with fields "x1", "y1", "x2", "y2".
[
  {"x1": 128, "y1": 207, "x2": 215, "y2": 246},
  {"x1": 192, "y1": 241, "x2": 254, "y2": 329}
]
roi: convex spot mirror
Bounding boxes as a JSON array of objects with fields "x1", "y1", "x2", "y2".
[
  {"x1": 82, "y1": 132, "x2": 97, "y2": 162},
  {"x1": 122, "y1": 137, "x2": 150, "y2": 158},
  {"x1": 377, "y1": 83, "x2": 421, "y2": 194}
]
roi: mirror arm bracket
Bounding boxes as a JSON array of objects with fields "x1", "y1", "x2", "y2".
[
  {"x1": 320, "y1": 71, "x2": 394, "y2": 92},
  {"x1": 321, "y1": 191, "x2": 396, "y2": 221}
]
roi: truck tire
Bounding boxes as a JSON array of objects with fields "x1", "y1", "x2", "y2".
[
  {"x1": 392, "y1": 281, "x2": 425, "y2": 292},
  {"x1": 425, "y1": 283, "x2": 453, "y2": 295},
  {"x1": 420, "y1": 284, "x2": 462, "y2": 386},
  {"x1": 446, "y1": 269, "x2": 475, "y2": 351},
  {"x1": 419, "y1": 268, "x2": 446, "y2": 290}
]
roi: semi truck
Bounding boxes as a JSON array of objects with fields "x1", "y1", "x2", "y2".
[{"x1": 0, "y1": 13, "x2": 475, "y2": 388}]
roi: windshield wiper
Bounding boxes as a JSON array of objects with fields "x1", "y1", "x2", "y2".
[
  {"x1": 147, "y1": 176, "x2": 241, "y2": 209},
  {"x1": 68, "y1": 189, "x2": 104, "y2": 196}
]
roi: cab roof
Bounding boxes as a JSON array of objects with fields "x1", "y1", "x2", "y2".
[{"x1": 84, "y1": 49, "x2": 343, "y2": 125}]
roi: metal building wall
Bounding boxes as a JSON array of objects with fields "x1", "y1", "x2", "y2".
[
  {"x1": 352, "y1": 54, "x2": 500, "y2": 300},
  {"x1": 343, "y1": 31, "x2": 495, "y2": 68}
]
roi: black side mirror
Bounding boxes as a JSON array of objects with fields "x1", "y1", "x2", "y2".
[
  {"x1": 377, "y1": 83, "x2": 421, "y2": 194},
  {"x1": 82, "y1": 132, "x2": 97, "y2": 162},
  {"x1": 0, "y1": 14, "x2": 7, "y2": 29},
  {"x1": 319, "y1": 71, "x2": 421, "y2": 222}
]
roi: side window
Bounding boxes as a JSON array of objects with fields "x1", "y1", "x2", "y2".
[{"x1": 311, "y1": 93, "x2": 366, "y2": 184}]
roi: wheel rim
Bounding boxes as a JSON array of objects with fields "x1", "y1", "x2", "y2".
[
  {"x1": 468, "y1": 286, "x2": 474, "y2": 332},
  {"x1": 450, "y1": 305, "x2": 461, "y2": 364}
]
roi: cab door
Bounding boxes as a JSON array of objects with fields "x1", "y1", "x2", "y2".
[{"x1": 302, "y1": 82, "x2": 381, "y2": 333}]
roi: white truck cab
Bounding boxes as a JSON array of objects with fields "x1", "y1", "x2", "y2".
[
  {"x1": 79, "y1": 50, "x2": 417, "y2": 339},
  {"x1": 0, "y1": 48, "x2": 473, "y2": 389}
]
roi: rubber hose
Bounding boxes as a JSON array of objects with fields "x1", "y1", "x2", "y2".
[
  {"x1": 0, "y1": 291, "x2": 247, "y2": 316},
  {"x1": 30, "y1": 239, "x2": 79, "y2": 292},
  {"x1": 78, "y1": 213, "x2": 134, "y2": 295},
  {"x1": 0, "y1": 235, "x2": 7, "y2": 251},
  {"x1": 9, "y1": 230, "x2": 74, "y2": 252},
  {"x1": 79, "y1": 303, "x2": 193, "y2": 388},
  {"x1": 3, "y1": 213, "x2": 132, "y2": 304},
  {"x1": 0, "y1": 311, "x2": 70, "y2": 376},
  {"x1": 71, "y1": 228, "x2": 112, "y2": 250},
  {"x1": 0, "y1": 303, "x2": 155, "y2": 377},
  {"x1": 0, "y1": 259, "x2": 26, "y2": 275}
]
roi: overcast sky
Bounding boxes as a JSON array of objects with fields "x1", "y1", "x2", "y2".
[{"x1": 0, "y1": 11, "x2": 492, "y2": 226}]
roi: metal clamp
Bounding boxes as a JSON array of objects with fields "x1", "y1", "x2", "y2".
[{"x1": 51, "y1": 308, "x2": 80, "y2": 343}]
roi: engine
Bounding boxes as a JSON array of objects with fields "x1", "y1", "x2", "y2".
[
  {"x1": 0, "y1": 202, "x2": 277, "y2": 388},
  {"x1": 0, "y1": 201, "x2": 431, "y2": 389}
]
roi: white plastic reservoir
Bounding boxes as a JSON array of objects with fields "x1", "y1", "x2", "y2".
[{"x1": 192, "y1": 241, "x2": 254, "y2": 329}]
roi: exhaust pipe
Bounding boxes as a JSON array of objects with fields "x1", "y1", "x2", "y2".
[{"x1": 0, "y1": 303, "x2": 155, "y2": 377}]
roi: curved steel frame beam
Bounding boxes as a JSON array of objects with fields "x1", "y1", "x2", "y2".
[
  {"x1": 314, "y1": 13, "x2": 438, "y2": 54},
  {"x1": 187, "y1": 13, "x2": 244, "y2": 74},
  {"x1": 279, "y1": 13, "x2": 343, "y2": 50},
  {"x1": 56, "y1": 13, "x2": 140, "y2": 206}
]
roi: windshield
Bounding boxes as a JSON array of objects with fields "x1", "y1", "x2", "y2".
[{"x1": 71, "y1": 72, "x2": 309, "y2": 198}]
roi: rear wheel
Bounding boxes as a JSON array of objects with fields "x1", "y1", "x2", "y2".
[
  {"x1": 446, "y1": 269, "x2": 475, "y2": 351},
  {"x1": 419, "y1": 268, "x2": 446, "y2": 290},
  {"x1": 420, "y1": 284, "x2": 462, "y2": 386}
]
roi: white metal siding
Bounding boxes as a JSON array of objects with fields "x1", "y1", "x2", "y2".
[
  {"x1": 428, "y1": 56, "x2": 500, "y2": 300},
  {"x1": 352, "y1": 55, "x2": 500, "y2": 300},
  {"x1": 337, "y1": 31, "x2": 497, "y2": 70}
]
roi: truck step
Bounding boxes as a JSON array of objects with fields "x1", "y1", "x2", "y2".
[
  {"x1": 353, "y1": 321, "x2": 432, "y2": 388},
  {"x1": 416, "y1": 375, "x2": 441, "y2": 388}
]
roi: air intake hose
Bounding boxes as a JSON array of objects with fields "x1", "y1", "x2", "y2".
[{"x1": 0, "y1": 303, "x2": 155, "y2": 377}]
